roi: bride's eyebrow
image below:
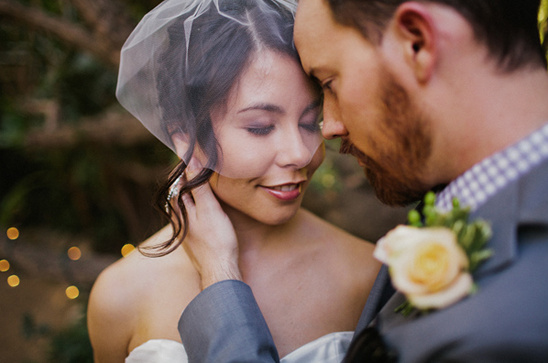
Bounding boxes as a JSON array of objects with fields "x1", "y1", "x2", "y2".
[
  {"x1": 237, "y1": 103, "x2": 284, "y2": 114},
  {"x1": 301, "y1": 99, "x2": 321, "y2": 117}
]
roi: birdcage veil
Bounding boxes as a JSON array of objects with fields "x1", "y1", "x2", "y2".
[{"x1": 116, "y1": 0, "x2": 322, "y2": 178}]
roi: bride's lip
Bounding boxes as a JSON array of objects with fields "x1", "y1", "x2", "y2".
[{"x1": 260, "y1": 182, "x2": 304, "y2": 201}]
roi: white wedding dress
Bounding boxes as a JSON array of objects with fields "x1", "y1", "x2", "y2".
[{"x1": 126, "y1": 331, "x2": 353, "y2": 363}]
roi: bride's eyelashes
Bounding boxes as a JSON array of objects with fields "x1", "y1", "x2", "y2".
[
  {"x1": 299, "y1": 122, "x2": 320, "y2": 132},
  {"x1": 245, "y1": 121, "x2": 320, "y2": 136},
  {"x1": 299, "y1": 110, "x2": 322, "y2": 133},
  {"x1": 246, "y1": 125, "x2": 275, "y2": 136}
]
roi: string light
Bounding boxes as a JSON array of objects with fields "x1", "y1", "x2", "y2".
[
  {"x1": 5, "y1": 228, "x2": 19, "y2": 287},
  {"x1": 65, "y1": 285, "x2": 80, "y2": 299},
  {"x1": 7, "y1": 274, "x2": 20, "y2": 287},
  {"x1": 6, "y1": 227, "x2": 19, "y2": 240},
  {"x1": 3, "y1": 228, "x2": 87, "y2": 297},
  {"x1": 0, "y1": 259, "x2": 9, "y2": 272},
  {"x1": 67, "y1": 246, "x2": 82, "y2": 261},
  {"x1": 121, "y1": 244, "x2": 135, "y2": 257}
]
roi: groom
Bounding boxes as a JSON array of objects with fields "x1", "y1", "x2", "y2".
[{"x1": 178, "y1": 0, "x2": 548, "y2": 361}]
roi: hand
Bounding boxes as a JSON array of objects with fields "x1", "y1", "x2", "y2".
[{"x1": 181, "y1": 159, "x2": 242, "y2": 289}]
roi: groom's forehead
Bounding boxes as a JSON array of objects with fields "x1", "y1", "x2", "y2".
[
  {"x1": 294, "y1": 0, "x2": 333, "y2": 39},
  {"x1": 294, "y1": 0, "x2": 339, "y2": 68}
]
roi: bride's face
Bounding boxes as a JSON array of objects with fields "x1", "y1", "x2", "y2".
[{"x1": 209, "y1": 50, "x2": 324, "y2": 225}]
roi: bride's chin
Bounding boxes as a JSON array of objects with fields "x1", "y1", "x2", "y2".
[
  {"x1": 246, "y1": 206, "x2": 298, "y2": 226},
  {"x1": 266, "y1": 209, "x2": 301, "y2": 226}
]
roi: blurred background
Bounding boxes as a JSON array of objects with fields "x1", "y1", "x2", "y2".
[{"x1": 1, "y1": 1, "x2": 547, "y2": 362}]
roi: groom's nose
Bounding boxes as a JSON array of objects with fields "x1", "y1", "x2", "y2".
[{"x1": 321, "y1": 95, "x2": 348, "y2": 140}]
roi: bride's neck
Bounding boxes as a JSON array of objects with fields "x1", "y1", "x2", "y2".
[{"x1": 220, "y1": 202, "x2": 299, "y2": 255}]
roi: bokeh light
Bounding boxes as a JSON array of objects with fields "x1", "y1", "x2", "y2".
[
  {"x1": 67, "y1": 246, "x2": 82, "y2": 261},
  {"x1": 6, "y1": 227, "x2": 19, "y2": 240},
  {"x1": 65, "y1": 285, "x2": 80, "y2": 299},
  {"x1": 321, "y1": 173, "x2": 336, "y2": 188},
  {"x1": 0, "y1": 259, "x2": 9, "y2": 272},
  {"x1": 7, "y1": 274, "x2": 20, "y2": 287},
  {"x1": 121, "y1": 244, "x2": 135, "y2": 257}
]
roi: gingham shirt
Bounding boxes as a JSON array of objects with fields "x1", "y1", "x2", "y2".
[{"x1": 436, "y1": 122, "x2": 548, "y2": 212}]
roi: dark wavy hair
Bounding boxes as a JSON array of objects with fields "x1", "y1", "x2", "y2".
[
  {"x1": 326, "y1": 0, "x2": 546, "y2": 72},
  {"x1": 142, "y1": 0, "x2": 299, "y2": 256}
]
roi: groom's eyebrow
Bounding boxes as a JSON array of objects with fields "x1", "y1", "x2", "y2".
[
  {"x1": 306, "y1": 67, "x2": 320, "y2": 83},
  {"x1": 238, "y1": 103, "x2": 284, "y2": 114}
]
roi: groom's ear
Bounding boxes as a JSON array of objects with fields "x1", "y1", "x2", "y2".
[{"x1": 389, "y1": 2, "x2": 438, "y2": 83}]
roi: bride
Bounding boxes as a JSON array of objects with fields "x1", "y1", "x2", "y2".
[{"x1": 87, "y1": 0, "x2": 380, "y2": 361}]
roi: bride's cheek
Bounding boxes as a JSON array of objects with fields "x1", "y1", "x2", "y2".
[{"x1": 309, "y1": 144, "x2": 326, "y2": 175}]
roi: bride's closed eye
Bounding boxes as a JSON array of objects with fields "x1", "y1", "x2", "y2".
[
  {"x1": 299, "y1": 104, "x2": 322, "y2": 133},
  {"x1": 246, "y1": 125, "x2": 275, "y2": 136},
  {"x1": 299, "y1": 118, "x2": 321, "y2": 133}
]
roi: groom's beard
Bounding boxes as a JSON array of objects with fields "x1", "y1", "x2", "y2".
[{"x1": 340, "y1": 71, "x2": 434, "y2": 206}]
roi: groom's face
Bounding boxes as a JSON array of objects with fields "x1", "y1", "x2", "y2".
[{"x1": 295, "y1": 0, "x2": 434, "y2": 206}]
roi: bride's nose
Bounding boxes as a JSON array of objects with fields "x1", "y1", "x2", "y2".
[{"x1": 277, "y1": 128, "x2": 313, "y2": 169}]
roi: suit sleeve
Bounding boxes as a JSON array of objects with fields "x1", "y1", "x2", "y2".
[{"x1": 179, "y1": 280, "x2": 280, "y2": 363}]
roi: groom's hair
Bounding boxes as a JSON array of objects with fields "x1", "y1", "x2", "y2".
[{"x1": 325, "y1": 0, "x2": 546, "y2": 72}]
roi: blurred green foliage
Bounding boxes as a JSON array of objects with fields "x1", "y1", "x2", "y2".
[
  {"x1": 0, "y1": 1, "x2": 174, "y2": 254},
  {"x1": 47, "y1": 312, "x2": 93, "y2": 363},
  {"x1": 540, "y1": 0, "x2": 548, "y2": 58}
]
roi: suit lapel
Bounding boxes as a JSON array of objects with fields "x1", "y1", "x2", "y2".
[
  {"x1": 471, "y1": 157, "x2": 548, "y2": 276},
  {"x1": 469, "y1": 178, "x2": 519, "y2": 276},
  {"x1": 353, "y1": 265, "x2": 394, "y2": 336}
]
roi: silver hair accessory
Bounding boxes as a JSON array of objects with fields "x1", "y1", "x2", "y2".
[
  {"x1": 165, "y1": 174, "x2": 184, "y2": 212},
  {"x1": 116, "y1": 0, "x2": 322, "y2": 178}
]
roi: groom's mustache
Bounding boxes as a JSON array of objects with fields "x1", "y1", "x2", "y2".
[{"x1": 339, "y1": 138, "x2": 367, "y2": 161}]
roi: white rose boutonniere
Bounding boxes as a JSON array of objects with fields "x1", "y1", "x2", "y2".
[{"x1": 375, "y1": 192, "x2": 493, "y2": 316}]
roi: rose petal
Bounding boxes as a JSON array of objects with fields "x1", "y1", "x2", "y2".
[
  {"x1": 373, "y1": 225, "x2": 423, "y2": 264},
  {"x1": 373, "y1": 236, "x2": 390, "y2": 264},
  {"x1": 408, "y1": 273, "x2": 474, "y2": 309},
  {"x1": 383, "y1": 227, "x2": 469, "y2": 297}
]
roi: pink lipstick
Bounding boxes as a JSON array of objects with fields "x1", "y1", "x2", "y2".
[{"x1": 262, "y1": 183, "x2": 302, "y2": 201}]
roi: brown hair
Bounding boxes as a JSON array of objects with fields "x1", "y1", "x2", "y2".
[
  {"x1": 142, "y1": 0, "x2": 299, "y2": 256},
  {"x1": 326, "y1": 0, "x2": 546, "y2": 71}
]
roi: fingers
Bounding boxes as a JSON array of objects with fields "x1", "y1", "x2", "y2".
[{"x1": 178, "y1": 159, "x2": 241, "y2": 288}]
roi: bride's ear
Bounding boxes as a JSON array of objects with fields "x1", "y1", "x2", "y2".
[
  {"x1": 171, "y1": 132, "x2": 192, "y2": 161},
  {"x1": 172, "y1": 133, "x2": 207, "y2": 169}
]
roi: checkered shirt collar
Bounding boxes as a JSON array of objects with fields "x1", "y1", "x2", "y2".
[{"x1": 435, "y1": 122, "x2": 548, "y2": 212}]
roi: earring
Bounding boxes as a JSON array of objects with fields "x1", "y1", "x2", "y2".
[{"x1": 165, "y1": 174, "x2": 183, "y2": 213}]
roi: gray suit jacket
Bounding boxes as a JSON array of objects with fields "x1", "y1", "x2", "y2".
[
  {"x1": 178, "y1": 158, "x2": 548, "y2": 362},
  {"x1": 372, "y1": 157, "x2": 548, "y2": 362}
]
